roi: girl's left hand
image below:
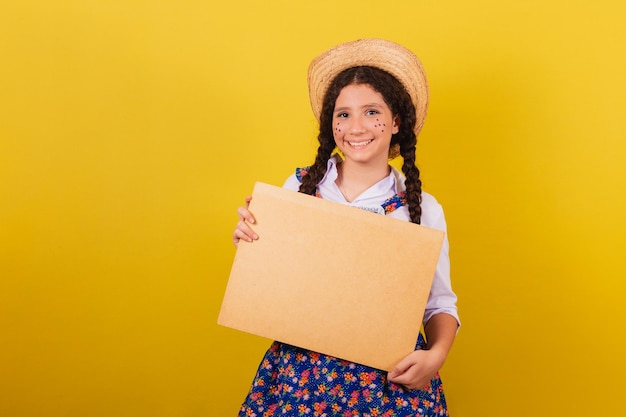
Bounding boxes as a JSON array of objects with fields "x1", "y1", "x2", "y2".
[
  {"x1": 387, "y1": 348, "x2": 445, "y2": 390},
  {"x1": 232, "y1": 196, "x2": 258, "y2": 246}
]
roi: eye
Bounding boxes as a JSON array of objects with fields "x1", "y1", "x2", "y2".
[
  {"x1": 366, "y1": 109, "x2": 380, "y2": 116},
  {"x1": 335, "y1": 112, "x2": 349, "y2": 118}
]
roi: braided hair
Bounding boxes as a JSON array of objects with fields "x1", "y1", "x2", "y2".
[{"x1": 299, "y1": 66, "x2": 423, "y2": 224}]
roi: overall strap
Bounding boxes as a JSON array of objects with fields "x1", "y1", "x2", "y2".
[{"x1": 380, "y1": 192, "x2": 406, "y2": 215}]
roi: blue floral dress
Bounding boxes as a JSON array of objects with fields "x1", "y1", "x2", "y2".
[
  {"x1": 238, "y1": 171, "x2": 449, "y2": 417},
  {"x1": 238, "y1": 334, "x2": 448, "y2": 417}
]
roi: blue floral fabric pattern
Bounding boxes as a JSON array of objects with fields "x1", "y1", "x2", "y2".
[
  {"x1": 381, "y1": 192, "x2": 406, "y2": 214},
  {"x1": 295, "y1": 166, "x2": 310, "y2": 182},
  {"x1": 238, "y1": 334, "x2": 448, "y2": 417}
]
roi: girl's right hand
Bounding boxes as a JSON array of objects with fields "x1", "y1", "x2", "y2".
[{"x1": 232, "y1": 196, "x2": 258, "y2": 246}]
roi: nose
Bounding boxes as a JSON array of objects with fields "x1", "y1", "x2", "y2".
[{"x1": 348, "y1": 115, "x2": 366, "y2": 134}]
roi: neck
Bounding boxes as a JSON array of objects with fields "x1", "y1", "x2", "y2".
[{"x1": 335, "y1": 159, "x2": 390, "y2": 202}]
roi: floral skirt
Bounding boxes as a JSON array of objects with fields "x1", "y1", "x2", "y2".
[{"x1": 238, "y1": 335, "x2": 448, "y2": 417}]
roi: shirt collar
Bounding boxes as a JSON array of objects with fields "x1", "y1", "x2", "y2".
[{"x1": 323, "y1": 154, "x2": 406, "y2": 202}]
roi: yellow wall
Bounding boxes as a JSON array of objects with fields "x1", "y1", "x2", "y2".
[{"x1": 1, "y1": 1, "x2": 625, "y2": 416}]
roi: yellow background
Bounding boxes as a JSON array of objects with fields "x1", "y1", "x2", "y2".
[{"x1": 1, "y1": 1, "x2": 625, "y2": 416}]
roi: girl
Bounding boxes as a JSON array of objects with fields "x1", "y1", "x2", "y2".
[{"x1": 232, "y1": 38, "x2": 459, "y2": 417}]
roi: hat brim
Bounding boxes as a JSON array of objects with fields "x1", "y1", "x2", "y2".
[{"x1": 307, "y1": 38, "x2": 429, "y2": 136}]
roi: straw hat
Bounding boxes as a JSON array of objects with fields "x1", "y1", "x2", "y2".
[{"x1": 307, "y1": 38, "x2": 429, "y2": 138}]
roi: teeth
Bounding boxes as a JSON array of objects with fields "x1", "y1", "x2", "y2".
[{"x1": 348, "y1": 139, "x2": 373, "y2": 147}]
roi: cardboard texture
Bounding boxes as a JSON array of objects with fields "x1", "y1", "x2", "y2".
[{"x1": 218, "y1": 182, "x2": 445, "y2": 371}]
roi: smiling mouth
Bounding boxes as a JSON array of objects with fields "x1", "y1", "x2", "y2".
[{"x1": 347, "y1": 139, "x2": 373, "y2": 147}]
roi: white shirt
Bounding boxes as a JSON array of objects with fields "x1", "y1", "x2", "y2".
[{"x1": 283, "y1": 156, "x2": 460, "y2": 327}]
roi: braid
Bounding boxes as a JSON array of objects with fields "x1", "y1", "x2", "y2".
[
  {"x1": 299, "y1": 67, "x2": 346, "y2": 195},
  {"x1": 298, "y1": 136, "x2": 335, "y2": 195},
  {"x1": 392, "y1": 74, "x2": 422, "y2": 225},
  {"x1": 400, "y1": 136, "x2": 422, "y2": 224}
]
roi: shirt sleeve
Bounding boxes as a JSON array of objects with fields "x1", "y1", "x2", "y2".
[
  {"x1": 282, "y1": 173, "x2": 301, "y2": 191},
  {"x1": 420, "y1": 194, "x2": 460, "y2": 328}
]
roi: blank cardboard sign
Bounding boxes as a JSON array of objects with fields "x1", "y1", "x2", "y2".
[{"x1": 218, "y1": 182, "x2": 444, "y2": 371}]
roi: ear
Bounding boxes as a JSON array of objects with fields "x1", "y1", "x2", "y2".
[{"x1": 392, "y1": 116, "x2": 400, "y2": 134}]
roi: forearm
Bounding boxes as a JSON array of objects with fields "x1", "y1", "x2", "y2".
[{"x1": 423, "y1": 313, "x2": 458, "y2": 366}]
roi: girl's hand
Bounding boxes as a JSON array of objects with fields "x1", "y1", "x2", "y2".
[
  {"x1": 232, "y1": 196, "x2": 258, "y2": 246},
  {"x1": 387, "y1": 348, "x2": 445, "y2": 391},
  {"x1": 388, "y1": 313, "x2": 457, "y2": 390}
]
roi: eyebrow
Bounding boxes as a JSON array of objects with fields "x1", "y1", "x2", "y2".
[{"x1": 334, "y1": 103, "x2": 385, "y2": 113}]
